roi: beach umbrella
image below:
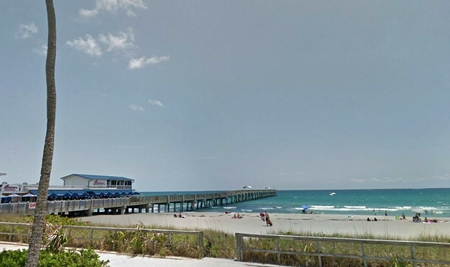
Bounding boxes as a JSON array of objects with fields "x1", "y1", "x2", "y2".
[
  {"x1": 302, "y1": 205, "x2": 310, "y2": 211},
  {"x1": 23, "y1": 193, "x2": 36, "y2": 197}
]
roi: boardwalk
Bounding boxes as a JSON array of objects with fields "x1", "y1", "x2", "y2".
[{"x1": 0, "y1": 189, "x2": 277, "y2": 217}]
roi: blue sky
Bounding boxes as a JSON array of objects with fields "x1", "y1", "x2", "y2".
[{"x1": 1, "y1": 1, "x2": 450, "y2": 191}]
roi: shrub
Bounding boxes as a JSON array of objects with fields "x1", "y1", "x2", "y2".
[{"x1": 0, "y1": 248, "x2": 109, "y2": 267}]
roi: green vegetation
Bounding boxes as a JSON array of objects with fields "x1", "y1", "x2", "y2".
[
  {"x1": 0, "y1": 215, "x2": 449, "y2": 266},
  {"x1": 0, "y1": 248, "x2": 109, "y2": 267},
  {"x1": 0, "y1": 215, "x2": 109, "y2": 267}
]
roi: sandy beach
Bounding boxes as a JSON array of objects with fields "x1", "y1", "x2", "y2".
[{"x1": 80, "y1": 212, "x2": 450, "y2": 239}]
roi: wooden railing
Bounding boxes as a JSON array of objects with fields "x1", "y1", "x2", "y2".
[
  {"x1": 0, "y1": 189, "x2": 277, "y2": 216},
  {"x1": 235, "y1": 233, "x2": 450, "y2": 267},
  {"x1": 0, "y1": 222, "x2": 210, "y2": 257},
  {"x1": 2, "y1": 222, "x2": 450, "y2": 265}
]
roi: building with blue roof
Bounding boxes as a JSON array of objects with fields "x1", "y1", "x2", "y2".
[
  {"x1": 23, "y1": 174, "x2": 138, "y2": 200},
  {"x1": 61, "y1": 174, "x2": 134, "y2": 189}
]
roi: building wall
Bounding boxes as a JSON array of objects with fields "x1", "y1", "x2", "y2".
[
  {"x1": 88, "y1": 179, "x2": 107, "y2": 188},
  {"x1": 63, "y1": 175, "x2": 90, "y2": 187}
]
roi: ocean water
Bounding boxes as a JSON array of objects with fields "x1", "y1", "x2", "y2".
[{"x1": 141, "y1": 188, "x2": 450, "y2": 218}]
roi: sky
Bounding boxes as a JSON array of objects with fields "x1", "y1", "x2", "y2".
[{"x1": 1, "y1": 1, "x2": 450, "y2": 191}]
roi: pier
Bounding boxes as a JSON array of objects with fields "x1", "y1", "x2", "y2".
[{"x1": 0, "y1": 189, "x2": 277, "y2": 217}]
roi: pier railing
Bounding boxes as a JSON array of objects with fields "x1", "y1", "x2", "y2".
[
  {"x1": 235, "y1": 233, "x2": 450, "y2": 267},
  {"x1": 0, "y1": 189, "x2": 277, "y2": 216}
]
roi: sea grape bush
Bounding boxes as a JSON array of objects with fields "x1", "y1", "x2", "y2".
[{"x1": 0, "y1": 248, "x2": 109, "y2": 267}]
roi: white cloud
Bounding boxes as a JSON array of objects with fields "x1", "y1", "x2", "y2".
[
  {"x1": 67, "y1": 34, "x2": 102, "y2": 57},
  {"x1": 33, "y1": 45, "x2": 47, "y2": 56},
  {"x1": 126, "y1": 9, "x2": 137, "y2": 17},
  {"x1": 99, "y1": 28, "x2": 135, "y2": 52},
  {"x1": 130, "y1": 104, "x2": 144, "y2": 111},
  {"x1": 128, "y1": 56, "x2": 170, "y2": 69},
  {"x1": 431, "y1": 174, "x2": 450, "y2": 181},
  {"x1": 79, "y1": 9, "x2": 99, "y2": 17},
  {"x1": 16, "y1": 23, "x2": 38, "y2": 39},
  {"x1": 149, "y1": 99, "x2": 163, "y2": 107},
  {"x1": 351, "y1": 176, "x2": 404, "y2": 183},
  {"x1": 80, "y1": 0, "x2": 147, "y2": 17}
]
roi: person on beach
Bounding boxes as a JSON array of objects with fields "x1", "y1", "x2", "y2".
[
  {"x1": 265, "y1": 211, "x2": 273, "y2": 226},
  {"x1": 260, "y1": 211, "x2": 265, "y2": 221}
]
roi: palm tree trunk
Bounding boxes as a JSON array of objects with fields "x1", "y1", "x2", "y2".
[{"x1": 25, "y1": 0, "x2": 56, "y2": 266}]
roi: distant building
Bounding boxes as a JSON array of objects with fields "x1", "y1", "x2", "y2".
[
  {"x1": 61, "y1": 174, "x2": 134, "y2": 189},
  {"x1": 1, "y1": 174, "x2": 137, "y2": 201}
]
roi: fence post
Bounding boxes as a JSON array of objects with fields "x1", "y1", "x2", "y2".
[
  {"x1": 113, "y1": 230, "x2": 117, "y2": 251},
  {"x1": 90, "y1": 228, "x2": 94, "y2": 246},
  {"x1": 361, "y1": 242, "x2": 367, "y2": 267},
  {"x1": 198, "y1": 231, "x2": 204, "y2": 258},
  {"x1": 235, "y1": 233, "x2": 243, "y2": 261},
  {"x1": 317, "y1": 240, "x2": 322, "y2": 267},
  {"x1": 276, "y1": 236, "x2": 281, "y2": 264},
  {"x1": 410, "y1": 244, "x2": 417, "y2": 267},
  {"x1": 9, "y1": 225, "x2": 13, "y2": 242}
]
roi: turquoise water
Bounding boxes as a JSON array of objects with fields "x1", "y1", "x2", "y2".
[{"x1": 141, "y1": 188, "x2": 450, "y2": 218}]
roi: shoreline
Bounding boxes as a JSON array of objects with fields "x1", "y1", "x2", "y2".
[{"x1": 80, "y1": 212, "x2": 450, "y2": 240}]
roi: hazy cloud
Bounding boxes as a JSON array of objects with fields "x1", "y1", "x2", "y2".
[
  {"x1": 130, "y1": 104, "x2": 144, "y2": 111},
  {"x1": 79, "y1": 0, "x2": 147, "y2": 17},
  {"x1": 351, "y1": 177, "x2": 405, "y2": 183},
  {"x1": 149, "y1": 99, "x2": 163, "y2": 107},
  {"x1": 16, "y1": 23, "x2": 38, "y2": 39},
  {"x1": 128, "y1": 56, "x2": 169, "y2": 69},
  {"x1": 126, "y1": 9, "x2": 137, "y2": 17},
  {"x1": 67, "y1": 34, "x2": 102, "y2": 57},
  {"x1": 79, "y1": 9, "x2": 99, "y2": 17},
  {"x1": 431, "y1": 174, "x2": 450, "y2": 181},
  {"x1": 33, "y1": 45, "x2": 47, "y2": 56},
  {"x1": 99, "y1": 28, "x2": 135, "y2": 53}
]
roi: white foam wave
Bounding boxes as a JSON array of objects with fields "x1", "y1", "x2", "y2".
[
  {"x1": 310, "y1": 205, "x2": 335, "y2": 210},
  {"x1": 344, "y1": 206, "x2": 366, "y2": 209},
  {"x1": 223, "y1": 206, "x2": 237, "y2": 209}
]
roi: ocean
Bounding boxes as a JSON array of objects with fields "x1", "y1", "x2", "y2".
[{"x1": 141, "y1": 188, "x2": 450, "y2": 218}]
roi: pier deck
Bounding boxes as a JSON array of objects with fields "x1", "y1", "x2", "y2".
[{"x1": 0, "y1": 189, "x2": 277, "y2": 216}]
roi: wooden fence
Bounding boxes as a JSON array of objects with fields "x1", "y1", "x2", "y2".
[
  {"x1": 0, "y1": 222, "x2": 211, "y2": 258},
  {"x1": 235, "y1": 233, "x2": 450, "y2": 267}
]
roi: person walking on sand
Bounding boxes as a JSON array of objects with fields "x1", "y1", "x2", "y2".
[
  {"x1": 264, "y1": 211, "x2": 270, "y2": 224},
  {"x1": 260, "y1": 211, "x2": 265, "y2": 221}
]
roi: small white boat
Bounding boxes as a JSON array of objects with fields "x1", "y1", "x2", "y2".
[{"x1": 330, "y1": 192, "x2": 336, "y2": 196}]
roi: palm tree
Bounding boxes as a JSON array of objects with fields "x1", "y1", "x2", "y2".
[{"x1": 25, "y1": 0, "x2": 57, "y2": 266}]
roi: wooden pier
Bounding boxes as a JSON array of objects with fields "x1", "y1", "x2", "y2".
[{"x1": 0, "y1": 189, "x2": 277, "y2": 217}]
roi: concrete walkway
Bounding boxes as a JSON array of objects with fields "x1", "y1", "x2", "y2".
[{"x1": 0, "y1": 242, "x2": 279, "y2": 267}]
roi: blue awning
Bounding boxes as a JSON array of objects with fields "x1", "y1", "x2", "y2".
[
  {"x1": 69, "y1": 190, "x2": 89, "y2": 197},
  {"x1": 30, "y1": 190, "x2": 55, "y2": 197},
  {"x1": 50, "y1": 190, "x2": 72, "y2": 197},
  {"x1": 91, "y1": 190, "x2": 111, "y2": 196}
]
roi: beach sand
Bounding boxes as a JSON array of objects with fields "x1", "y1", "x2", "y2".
[{"x1": 80, "y1": 212, "x2": 450, "y2": 239}]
